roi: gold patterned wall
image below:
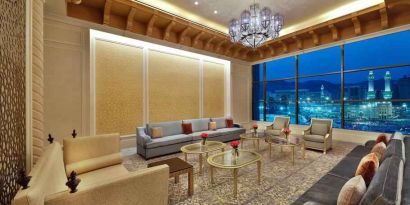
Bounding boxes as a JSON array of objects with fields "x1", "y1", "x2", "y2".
[
  {"x1": 148, "y1": 50, "x2": 200, "y2": 122},
  {"x1": 203, "y1": 61, "x2": 225, "y2": 118},
  {"x1": 95, "y1": 40, "x2": 144, "y2": 135},
  {"x1": 0, "y1": 0, "x2": 26, "y2": 204}
]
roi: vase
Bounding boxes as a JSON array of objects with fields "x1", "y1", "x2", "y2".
[
  {"x1": 201, "y1": 138, "x2": 207, "y2": 145},
  {"x1": 232, "y1": 148, "x2": 239, "y2": 158},
  {"x1": 253, "y1": 128, "x2": 257, "y2": 135}
]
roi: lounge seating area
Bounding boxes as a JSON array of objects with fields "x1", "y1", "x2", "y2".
[{"x1": 3, "y1": 0, "x2": 410, "y2": 205}]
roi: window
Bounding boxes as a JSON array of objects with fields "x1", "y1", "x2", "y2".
[
  {"x1": 299, "y1": 46, "x2": 341, "y2": 76},
  {"x1": 252, "y1": 29, "x2": 410, "y2": 134},
  {"x1": 345, "y1": 30, "x2": 410, "y2": 70}
]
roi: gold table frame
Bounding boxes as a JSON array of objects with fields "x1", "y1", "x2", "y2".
[
  {"x1": 207, "y1": 150, "x2": 262, "y2": 198},
  {"x1": 265, "y1": 135, "x2": 305, "y2": 165},
  {"x1": 180, "y1": 141, "x2": 226, "y2": 174},
  {"x1": 240, "y1": 130, "x2": 266, "y2": 151}
]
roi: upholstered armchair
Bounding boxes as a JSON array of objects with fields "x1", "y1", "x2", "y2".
[
  {"x1": 266, "y1": 116, "x2": 290, "y2": 137},
  {"x1": 303, "y1": 118, "x2": 333, "y2": 154}
]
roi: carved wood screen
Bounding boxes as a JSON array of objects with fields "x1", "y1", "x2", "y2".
[{"x1": 0, "y1": 0, "x2": 26, "y2": 204}]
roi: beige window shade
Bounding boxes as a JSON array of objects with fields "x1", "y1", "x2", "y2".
[
  {"x1": 148, "y1": 50, "x2": 200, "y2": 122},
  {"x1": 203, "y1": 61, "x2": 225, "y2": 118},
  {"x1": 95, "y1": 40, "x2": 144, "y2": 135}
]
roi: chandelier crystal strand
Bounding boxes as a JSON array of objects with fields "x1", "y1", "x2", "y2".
[{"x1": 229, "y1": 3, "x2": 284, "y2": 48}]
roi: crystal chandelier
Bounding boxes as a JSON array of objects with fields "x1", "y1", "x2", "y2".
[{"x1": 229, "y1": 3, "x2": 284, "y2": 48}]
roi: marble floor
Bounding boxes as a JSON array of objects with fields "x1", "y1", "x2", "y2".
[{"x1": 122, "y1": 140, "x2": 357, "y2": 205}]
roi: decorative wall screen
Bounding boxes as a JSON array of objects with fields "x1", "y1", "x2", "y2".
[
  {"x1": 0, "y1": 0, "x2": 26, "y2": 204},
  {"x1": 203, "y1": 61, "x2": 225, "y2": 118}
]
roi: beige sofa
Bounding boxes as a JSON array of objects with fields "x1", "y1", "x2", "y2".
[{"x1": 12, "y1": 134, "x2": 169, "y2": 205}]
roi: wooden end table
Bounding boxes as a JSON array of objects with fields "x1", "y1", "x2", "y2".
[{"x1": 148, "y1": 157, "x2": 194, "y2": 196}]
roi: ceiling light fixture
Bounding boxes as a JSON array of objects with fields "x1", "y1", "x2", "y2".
[
  {"x1": 228, "y1": 2, "x2": 284, "y2": 48},
  {"x1": 214, "y1": 10, "x2": 218, "y2": 14},
  {"x1": 194, "y1": 1, "x2": 198, "y2": 5}
]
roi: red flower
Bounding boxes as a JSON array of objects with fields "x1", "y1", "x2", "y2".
[
  {"x1": 282, "y1": 128, "x2": 291, "y2": 135},
  {"x1": 230, "y1": 140, "x2": 240, "y2": 149},
  {"x1": 252, "y1": 123, "x2": 258, "y2": 129},
  {"x1": 201, "y1": 133, "x2": 209, "y2": 139}
]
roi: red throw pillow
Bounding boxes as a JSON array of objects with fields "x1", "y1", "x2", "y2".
[
  {"x1": 376, "y1": 134, "x2": 389, "y2": 144},
  {"x1": 355, "y1": 153, "x2": 379, "y2": 186},
  {"x1": 226, "y1": 119, "x2": 234, "y2": 128},
  {"x1": 182, "y1": 123, "x2": 193, "y2": 134}
]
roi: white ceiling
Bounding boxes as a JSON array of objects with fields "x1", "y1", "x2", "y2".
[{"x1": 162, "y1": 0, "x2": 355, "y2": 28}]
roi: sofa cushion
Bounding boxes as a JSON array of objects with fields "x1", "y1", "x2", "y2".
[
  {"x1": 63, "y1": 133, "x2": 120, "y2": 165},
  {"x1": 209, "y1": 122, "x2": 217, "y2": 131},
  {"x1": 182, "y1": 123, "x2": 193, "y2": 134},
  {"x1": 65, "y1": 153, "x2": 123, "y2": 176},
  {"x1": 77, "y1": 164, "x2": 129, "y2": 189},
  {"x1": 226, "y1": 119, "x2": 234, "y2": 128},
  {"x1": 355, "y1": 153, "x2": 379, "y2": 186},
  {"x1": 151, "y1": 127, "x2": 163, "y2": 138},
  {"x1": 273, "y1": 117, "x2": 288, "y2": 130},
  {"x1": 380, "y1": 139, "x2": 405, "y2": 163},
  {"x1": 376, "y1": 134, "x2": 390, "y2": 145},
  {"x1": 267, "y1": 129, "x2": 281, "y2": 136},
  {"x1": 304, "y1": 134, "x2": 325, "y2": 143},
  {"x1": 190, "y1": 131, "x2": 220, "y2": 141},
  {"x1": 211, "y1": 117, "x2": 226, "y2": 129},
  {"x1": 295, "y1": 174, "x2": 348, "y2": 205},
  {"x1": 337, "y1": 175, "x2": 367, "y2": 205},
  {"x1": 147, "y1": 121, "x2": 183, "y2": 137},
  {"x1": 217, "y1": 127, "x2": 245, "y2": 136},
  {"x1": 391, "y1": 132, "x2": 404, "y2": 141},
  {"x1": 311, "y1": 124, "x2": 328, "y2": 136},
  {"x1": 146, "y1": 134, "x2": 191, "y2": 148},
  {"x1": 402, "y1": 165, "x2": 410, "y2": 205},
  {"x1": 183, "y1": 118, "x2": 210, "y2": 132},
  {"x1": 371, "y1": 142, "x2": 386, "y2": 160},
  {"x1": 405, "y1": 137, "x2": 410, "y2": 164},
  {"x1": 359, "y1": 156, "x2": 403, "y2": 205}
]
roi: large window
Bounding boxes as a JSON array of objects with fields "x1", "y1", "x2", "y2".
[{"x1": 252, "y1": 30, "x2": 410, "y2": 134}]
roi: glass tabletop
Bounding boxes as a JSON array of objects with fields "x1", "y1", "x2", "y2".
[
  {"x1": 265, "y1": 135, "x2": 302, "y2": 146},
  {"x1": 181, "y1": 141, "x2": 226, "y2": 154},
  {"x1": 241, "y1": 130, "x2": 267, "y2": 139},
  {"x1": 207, "y1": 150, "x2": 261, "y2": 168}
]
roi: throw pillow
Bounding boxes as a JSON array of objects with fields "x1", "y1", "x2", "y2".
[
  {"x1": 182, "y1": 123, "x2": 193, "y2": 134},
  {"x1": 209, "y1": 122, "x2": 217, "y2": 131},
  {"x1": 151, "y1": 127, "x2": 163, "y2": 138},
  {"x1": 370, "y1": 142, "x2": 386, "y2": 160},
  {"x1": 337, "y1": 175, "x2": 367, "y2": 205},
  {"x1": 226, "y1": 118, "x2": 234, "y2": 128},
  {"x1": 355, "y1": 153, "x2": 379, "y2": 186},
  {"x1": 311, "y1": 123, "x2": 328, "y2": 136},
  {"x1": 376, "y1": 134, "x2": 390, "y2": 144}
]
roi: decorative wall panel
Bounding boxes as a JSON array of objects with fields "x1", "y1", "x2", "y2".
[
  {"x1": 95, "y1": 40, "x2": 144, "y2": 135},
  {"x1": 0, "y1": 0, "x2": 26, "y2": 204},
  {"x1": 148, "y1": 51, "x2": 200, "y2": 122},
  {"x1": 203, "y1": 61, "x2": 225, "y2": 118}
]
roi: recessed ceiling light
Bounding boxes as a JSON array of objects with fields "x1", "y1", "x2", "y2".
[
  {"x1": 194, "y1": 1, "x2": 198, "y2": 5},
  {"x1": 214, "y1": 10, "x2": 218, "y2": 14}
]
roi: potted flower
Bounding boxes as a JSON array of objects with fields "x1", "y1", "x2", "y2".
[
  {"x1": 252, "y1": 123, "x2": 258, "y2": 134},
  {"x1": 282, "y1": 128, "x2": 291, "y2": 140},
  {"x1": 230, "y1": 140, "x2": 240, "y2": 157},
  {"x1": 200, "y1": 133, "x2": 208, "y2": 145}
]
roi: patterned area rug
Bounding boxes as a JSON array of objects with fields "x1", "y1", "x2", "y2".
[{"x1": 122, "y1": 141, "x2": 357, "y2": 205}]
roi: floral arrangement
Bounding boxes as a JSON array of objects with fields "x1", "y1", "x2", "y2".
[
  {"x1": 282, "y1": 128, "x2": 291, "y2": 140},
  {"x1": 252, "y1": 123, "x2": 258, "y2": 134},
  {"x1": 230, "y1": 140, "x2": 240, "y2": 157},
  {"x1": 200, "y1": 133, "x2": 208, "y2": 145}
]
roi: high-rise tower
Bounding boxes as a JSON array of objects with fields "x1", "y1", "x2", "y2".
[
  {"x1": 321, "y1": 84, "x2": 325, "y2": 100},
  {"x1": 383, "y1": 71, "x2": 392, "y2": 99},
  {"x1": 367, "y1": 71, "x2": 375, "y2": 100}
]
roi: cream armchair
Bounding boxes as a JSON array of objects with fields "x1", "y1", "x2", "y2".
[
  {"x1": 303, "y1": 119, "x2": 333, "y2": 154},
  {"x1": 12, "y1": 134, "x2": 169, "y2": 205},
  {"x1": 266, "y1": 116, "x2": 290, "y2": 137}
]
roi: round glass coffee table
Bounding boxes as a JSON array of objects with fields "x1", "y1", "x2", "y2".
[
  {"x1": 240, "y1": 130, "x2": 267, "y2": 151},
  {"x1": 265, "y1": 135, "x2": 305, "y2": 165},
  {"x1": 207, "y1": 150, "x2": 262, "y2": 198},
  {"x1": 181, "y1": 141, "x2": 226, "y2": 174}
]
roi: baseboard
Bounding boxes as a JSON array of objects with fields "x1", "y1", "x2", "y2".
[{"x1": 120, "y1": 135, "x2": 136, "y2": 149}]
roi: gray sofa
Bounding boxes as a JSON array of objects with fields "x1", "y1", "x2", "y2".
[
  {"x1": 136, "y1": 117, "x2": 245, "y2": 159},
  {"x1": 293, "y1": 132, "x2": 409, "y2": 205}
]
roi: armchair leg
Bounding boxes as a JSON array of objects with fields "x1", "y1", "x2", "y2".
[{"x1": 323, "y1": 141, "x2": 327, "y2": 155}]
